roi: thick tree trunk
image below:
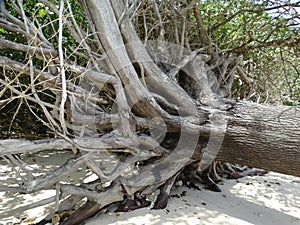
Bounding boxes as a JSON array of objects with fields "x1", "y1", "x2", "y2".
[
  {"x1": 1, "y1": 101, "x2": 299, "y2": 177},
  {"x1": 216, "y1": 101, "x2": 300, "y2": 177},
  {"x1": 1, "y1": 0, "x2": 299, "y2": 223}
]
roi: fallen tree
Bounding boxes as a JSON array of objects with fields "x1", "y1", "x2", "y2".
[
  {"x1": 1, "y1": 101, "x2": 299, "y2": 176},
  {"x1": 217, "y1": 101, "x2": 300, "y2": 176},
  {"x1": 0, "y1": 0, "x2": 299, "y2": 224}
]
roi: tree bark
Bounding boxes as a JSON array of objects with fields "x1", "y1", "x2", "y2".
[
  {"x1": 0, "y1": 100, "x2": 298, "y2": 177},
  {"x1": 1, "y1": 0, "x2": 299, "y2": 223},
  {"x1": 216, "y1": 101, "x2": 300, "y2": 177}
]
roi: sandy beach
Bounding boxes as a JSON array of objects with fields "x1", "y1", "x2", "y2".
[
  {"x1": 86, "y1": 172, "x2": 300, "y2": 225},
  {"x1": 0, "y1": 164, "x2": 299, "y2": 225}
]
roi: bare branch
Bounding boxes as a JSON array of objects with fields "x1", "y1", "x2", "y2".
[{"x1": 0, "y1": 38, "x2": 57, "y2": 58}]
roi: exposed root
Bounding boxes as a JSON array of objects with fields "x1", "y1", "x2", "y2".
[
  {"x1": 31, "y1": 159, "x2": 269, "y2": 224},
  {"x1": 197, "y1": 169, "x2": 222, "y2": 192},
  {"x1": 60, "y1": 201, "x2": 101, "y2": 225},
  {"x1": 115, "y1": 194, "x2": 151, "y2": 212},
  {"x1": 215, "y1": 162, "x2": 268, "y2": 179},
  {"x1": 177, "y1": 160, "x2": 268, "y2": 194},
  {"x1": 1, "y1": 1, "x2": 294, "y2": 224},
  {"x1": 153, "y1": 191, "x2": 169, "y2": 209},
  {"x1": 181, "y1": 161, "x2": 221, "y2": 192}
]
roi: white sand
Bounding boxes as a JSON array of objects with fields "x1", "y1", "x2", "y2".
[
  {"x1": 86, "y1": 172, "x2": 300, "y2": 225},
  {"x1": 0, "y1": 161, "x2": 299, "y2": 225}
]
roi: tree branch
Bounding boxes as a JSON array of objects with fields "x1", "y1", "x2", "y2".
[{"x1": 0, "y1": 38, "x2": 57, "y2": 58}]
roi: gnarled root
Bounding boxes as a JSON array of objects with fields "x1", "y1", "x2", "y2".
[
  {"x1": 115, "y1": 194, "x2": 151, "y2": 212},
  {"x1": 181, "y1": 161, "x2": 222, "y2": 192},
  {"x1": 216, "y1": 162, "x2": 268, "y2": 179},
  {"x1": 60, "y1": 201, "x2": 101, "y2": 225}
]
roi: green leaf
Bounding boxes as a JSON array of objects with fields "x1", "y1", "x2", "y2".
[
  {"x1": 36, "y1": 3, "x2": 44, "y2": 7},
  {"x1": 38, "y1": 9, "x2": 47, "y2": 18},
  {"x1": 0, "y1": 27, "x2": 8, "y2": 34}
]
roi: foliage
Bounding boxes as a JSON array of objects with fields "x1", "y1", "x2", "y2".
[
  {"x1": 0, "y1": 0, "x2": 88, "y2": 138},
  {"x1": 0, "y1": 0, "x2": 299, "y2": 223},
  {"x1": 197, "y1": 0, "x2": 299, "y2": 105}
]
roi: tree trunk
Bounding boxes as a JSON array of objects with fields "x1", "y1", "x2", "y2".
[
  {"x1": 1, "y1": 101, "x2": 299, "y2": 177},
  {"x1": 0, "y1": 0, "x2": 299, "y2": 223},
  {"x1": 217, "y1": 101, "x2": 300, "y2": 177}
]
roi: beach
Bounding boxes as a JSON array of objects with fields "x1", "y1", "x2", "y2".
[
  {"x1": 0, "y1": 163, "x2": 299, "y2": 225},
  {"x1": 86, "y1": 172, "x2": 300, "y2": 225}
]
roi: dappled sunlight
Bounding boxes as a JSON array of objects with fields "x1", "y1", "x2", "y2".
[
  {"x1": 161, "y1": 211, "x2": 255, "y2": 225},
  {"x1": 0, "y1": 190, "x2": 56, "y2": 224},
  {"x1": 0, "y1": 0, "x2": 299, "y2": 224},
  {"x1": 87, "y1": 207, "x2": 256, "y2": 225},
  {"x1": 230, "y1": 172, "x2": 300, "y2": 219},
  {"x1": 86, "y1": 172, "x2": 300, "y2": 225},
  {"x1": 0, "y1": 150, "x2": 88, "y2": 223},
  {"x1": 1, "y1": 151, "x2": 299, "y2": 225}
]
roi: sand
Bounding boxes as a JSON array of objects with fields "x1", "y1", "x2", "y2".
[
  {"x1": 0, "y1": 152, "x2": 299, "y2": 225},
  {"x1": 86, "y1": 172, "x2": 300, "y2": 225}
]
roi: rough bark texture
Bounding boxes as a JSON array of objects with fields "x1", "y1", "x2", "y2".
[
  {"x1": 217, "y1": 101, "x2": 300, "y2": 177},
  {"x1": 0, "y1": 0, "x2": 299, "y2": 224}
]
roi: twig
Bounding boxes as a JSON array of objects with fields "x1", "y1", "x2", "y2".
[
  {"x1": 149, "y1": 0, "x2": 165, "y2": 41},
  {"x1": 58, "y1": 0, "x2": 68, "y2": 135}
]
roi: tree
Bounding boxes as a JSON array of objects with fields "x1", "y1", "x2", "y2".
[{"x1": 0, "y1": 0, "x2": 299, "y2": 224}]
